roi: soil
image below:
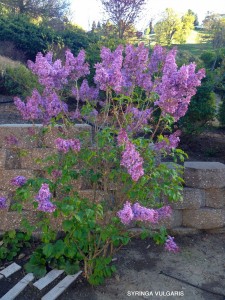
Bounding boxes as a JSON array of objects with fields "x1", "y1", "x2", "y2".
[
  {"x1": 179, "y1": 127, "x2": 225, "y2": 165},
  {"x1": 0, "y1": 234, "x2": 225, "y2": 300},
  {"x1": 1, "y1": 96, "x2": 225, "y2": 299}
]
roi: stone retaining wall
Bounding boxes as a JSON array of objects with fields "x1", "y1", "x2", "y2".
[{"x1": 0, "y1": 125, "x2": 225, "y2": 235}]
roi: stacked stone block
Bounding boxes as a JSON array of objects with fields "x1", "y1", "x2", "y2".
[{"x1": 171, "y1": 162, "x2": 225, "y2": 235}]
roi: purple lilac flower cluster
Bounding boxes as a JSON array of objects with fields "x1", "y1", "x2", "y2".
[
  {"x1": 55, "y1": 138, "x2": 81, "y2": 153},
  {"x1": 121, "y1": 141, "x2": 144, "y2": 181},
  {"x1": 0, "y1": 197, "x2": 7, "y2": 209},
  {"x1": 28, "y1": 52, "x2": 68, "y2": 91},
  {"x1": 148, "y1": 44, "x2": 167, "y2": 75},
  {"x1": 123, "y1": 43, "x2": 152, "y2": 93},
  {"x1": 11, "y1": 176, "x2": 27, "y2": 187},
  {"x1": 15, "y1": 50, "x2": 90, "y2": 124},
  {"x1": 132, "y1": 202, "x2": 158, "y2": 223},
  {"x1": 65, "y1": 50, "x2": 90, "y2": 81},
  {"x1": 94, "y1": 45, "x2": 124, "y2": 93},
  {"x1": 117, "y1": 202, "x2": 172, "y2": 225},
  {"x1": 157, "y1": 205, "x2": 172, "y2": 220},
  {"x1": 164, "y1": 235, "x2": 180, "y2": 253},
  {"x1": 27, "y1": 50, "x2": 89, "y2": 91},
  {"x1": 72, "y1": 79, "x2": 99, "y2": 103},
  {"x1": 15, "y1": 89, "x2": 68, "y2": 124},
  {"x1": 94, "y1": 43, "x2": 205, "y2": 122},
  {"x1": 154, "y1": 49, "x2": 205, "y2": 121},
  {"x1": 154, "y1": 130, "x2": 181, "y2": 152},
  {"x1": 117, "y1": 128, "x2": 144, "y2": 181},
  {"x1": 36, "y1": 183, "x2": 56, "y2": 213}
]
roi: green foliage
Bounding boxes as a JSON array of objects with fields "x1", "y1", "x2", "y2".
[
  {"x1": 0, "y1": 0, "x2": 70, "y2": 20},
  {"x1": 179, "y1": 76, "x2": 216, "y2": 134},
  {"x1": 60, "y1": 25, "x2": 90, "y2": 56},
  {"x1": 218, "y1": 99, "x2": 225, "y2": 125},
  {"x1": 0, "y1": 230, "x2": 31, "y2": 261},
  {"x1": 152, "y1": 227, "x2": 168, "y2": 245},
  {"x1": 2, "y1": 64, "x2": 40, "y2": 97},
  {"x1": 200, "y1": 51, "x2": 217, "y2": 69},
  {"x1": 0, "y1": 14, "x2": 63, "y2": 60}
]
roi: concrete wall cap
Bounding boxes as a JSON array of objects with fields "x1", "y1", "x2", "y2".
[{"x1": 184, "y1": 161, "x2": 225, "y2": 170}]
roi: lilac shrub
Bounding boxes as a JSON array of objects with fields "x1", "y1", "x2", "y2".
[{"x1": 9, "y1": 43, "x2": 205, "y2": 283}]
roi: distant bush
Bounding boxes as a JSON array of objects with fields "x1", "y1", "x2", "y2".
[
  {"x1": 0, "y1": 15, "x2": 63, "y2": 60},
  {"x1": 200, "y1": 49, "x2": 225, "y2": 70},
  {"x1": 2, "y1": 64, "x2": 40, "y2": 97},
  {"x1": 218, "y1": 100, "x2": 225, "y2": 125},
  {"x1": 178, "y1": 76, "x2": 216, "y2": 134}
]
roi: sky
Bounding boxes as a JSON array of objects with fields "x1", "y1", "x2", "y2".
[{"x1": 70, "y1": 0, "x2": 225, "y2": 31}]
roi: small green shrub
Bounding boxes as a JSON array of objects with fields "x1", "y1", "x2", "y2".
[
  {"x1": 179, "y1": 76, "x2": 216, "y2": 134},
  {"x1": 0, "y1": 230, "x2": 31, "y2": 261},
  {"x1": 3, "y1": 64, "x2": 41, "y2": 97}
]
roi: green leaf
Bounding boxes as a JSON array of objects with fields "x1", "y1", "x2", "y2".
[
  {"x1": 52, "y1": 240, "x2": 65, "y2": 259},
  {"x1": 43, "y1": 243, "x2": 54, "y2": 258},
  {"x1": 8, "y1": 230, "x2": 16, "y2": 239},
  {"x1": 25, "y1": 260, "x2": 47, "y2": 278},
  {"x1": 62, "y1": 220, "x2": 74, "y2": 232},
  {"x1": 64, "y1": 260, "x2": 80, "y2": 275}
]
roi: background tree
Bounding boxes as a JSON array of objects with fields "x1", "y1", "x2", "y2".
[
  {"x1": 187, "y1": 9, "x2": 199, "y2": 27},
  {"x1": 154, "y1": 8, "x2": 194, "y2": 46},
  {"x1": 203, "y1": 13, "x2": 225, "y2": 49},
  {"x1": 101, "y1": 0, "x2": 146, "y2": 39},
  {"x1": 0, "y1": 0, "x2": 70, "y2": 19}
]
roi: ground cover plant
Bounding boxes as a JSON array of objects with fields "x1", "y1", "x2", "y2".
[{"x1": 0, "y1": 43, "x2": 205, "y2": 285}]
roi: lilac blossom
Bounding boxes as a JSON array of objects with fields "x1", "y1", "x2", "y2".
[
  {"x1": 165, "y1": 236, "x2": 180, "y2": 253},
  {"x1": 55, "y1": 138, "x2": 81, "y2": 153},
  {"x1": 36, "y1": 183, "x2": 56, "y2": 213},
  {"x1": 117, "y1": 201, "x2": 134, "y2": 225},
  {"x1": 37, "y1": 200, "x2": 56, "y2": 213},
  {"x1": 121, "y1": 141, "x2": 144, "y2": 181},
  {"x1": 11, "y1": 176, "x2": 27, "y2": 187},
  {"x1": 65, "y1": 49, "x2": 90, "y2": 81},
  {"x1": 28, "y1": 52, "x2": 68, "y2": 91},
  {"x1": 0, "y1": 197, "x2": 7, "y2": 209},
  {"x1": 148, "y1": 44, "x2": 167, "y2": 75},
  {"x1": 154, "y1": 48, "x2": 205, "y2": 121},
  {"x1": 123, "y1": 43, "x2": 152, "y2": 93},
  {"x1": 132, "y1": 202, "x2": 158, "y2": 223},
  {"x1": 154, "y1": 130, "x2": 181, "y2": 152},
  {"x1": 73, "y1": 79, "x2": 99, "y2": 102},
  {"x1": 14, "y1": 89, "x2": 68, "y2": 124},
  {"x1": 94, "y1": 45, "x2": 124, "y2": 93},
  {"x1": 45, "y1": 91, "x2": 68, "y2": 119},
  {"x1": 157, "y1": 205, "x2": 172, "y2": 220},
  {"x1": 117, "y1": 202, "x2": 172, "y2": 225},
  {"x1": 14, "y1": 89, "x2": 44, "y2": 121}
]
